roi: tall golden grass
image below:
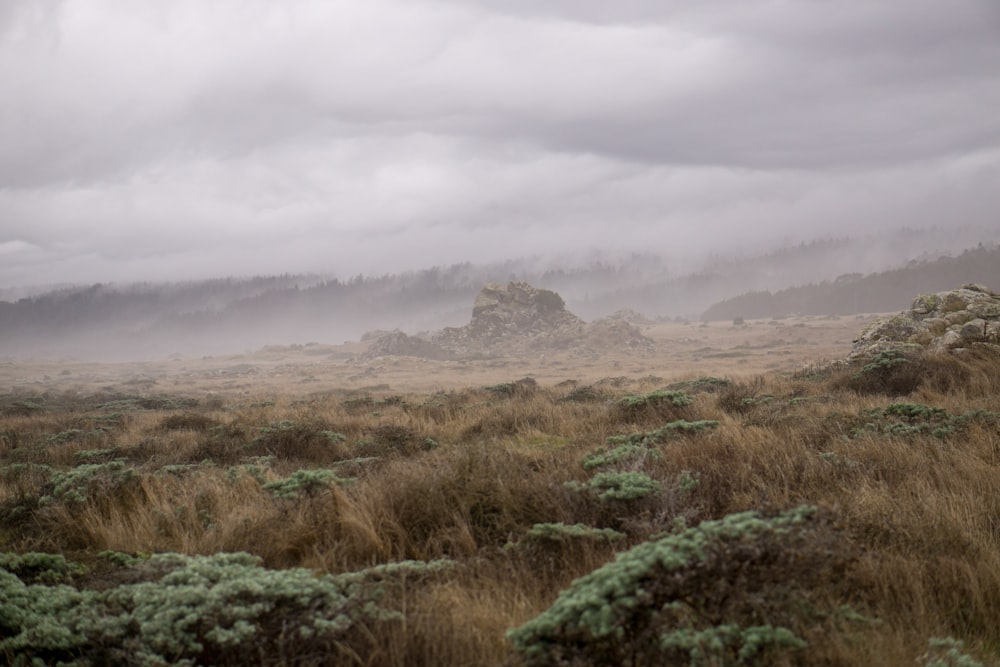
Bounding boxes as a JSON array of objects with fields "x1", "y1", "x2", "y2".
[{"x1": 2, "y1": 347, "x2": 999, "y2": 665}]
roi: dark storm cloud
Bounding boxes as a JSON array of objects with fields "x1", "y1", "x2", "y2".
[{"x1": 0, "y1": 0, "x2": 998, "y2": 288}]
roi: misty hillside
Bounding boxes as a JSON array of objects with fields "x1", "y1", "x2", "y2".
[
  {"x1": 1, "y1": 235, "x2": 997, "y2": 360},
  {"x1": 701, "y1": 244, "x2": 1000, "y2": 321}
]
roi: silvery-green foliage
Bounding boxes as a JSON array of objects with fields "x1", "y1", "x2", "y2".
[
  {"x1": 920, "y1": 637, "x2": 985, "y2": 667},
  {"x1": 565, "y1": 471, "x2": 661, "y2": 502},
  {"x1": 617, "y1": 389, "x2": 693, "y2": 416},
  {"x1": 523, "y1": 523, "x2": 625, "y2": 544},
  {"x1": 39, "y1": 460, "x2": 136, "y2": 506},
  {"x1": 0, "y1": 551, "x2": 452, "y2": 665},
  {"x1": 658, "y1": 623, "x2": 806, "y2": 666},
  {"x1": 585, "y1": 420, "x2": 719, "y2": 472},
  {"x1": 262, "y1": 468, "x2": 353, "y2": 499},
  {"x1": 0, "y1": 552, "x2": 87, "y2": 584},
  {"x1": 508, "y1": 506, "x2": 837, "y2": 666}
]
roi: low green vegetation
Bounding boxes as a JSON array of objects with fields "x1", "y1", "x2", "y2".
[
  {"x1": 508, "y1": 507, "x2": 852, "y2": 666},
  {"x1": 0, "y1": 552, "x2": 451, "y2": 666}
]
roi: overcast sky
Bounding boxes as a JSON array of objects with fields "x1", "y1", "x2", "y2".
[{"x1": 2, "y1": 0, "x2": 999, "y2": 289}]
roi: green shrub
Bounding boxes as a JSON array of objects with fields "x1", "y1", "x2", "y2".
[
  {"x1": 852, "y1": 403, "x2": 1000, "y2": 440},
  {"x1": 602, "y1": 420, "x2": 719, "y2": 453},
  {"x1": 523, "y1": 523, "x2": 625, "y2": 545},
  {"x1": 667, "y1": 377, "x2": 732, "y2": 394},
  {"x1": 677, "y1": 470, "x2": 700, "y2": 496},
  {"x1": 508, "y1": 506, "x2": 852, "y2": 666},
  {"x1": 582, "y1": 443, "x2": 661, "y2": 471},
  {"x1": 0, "y1": 552, "x2": 451, "y2": 666},
  {"x1": 658, "y1": 623, "x2": 806, "y2": 666},
  {"x1": 97, "y1": 550, "x2": 148, "y2": 568},
  {"x1": 46, "y1": 428, "x2": 87, "y2": 444},
  {"x1": 566, "y1": 471, "x2": 661, "y2": 503},
  {"x1": 845, "y1": 349, "x2": 928, "y2": 396},
  {"x1": 39, "y1": 460, "x2": 137, "y2": 506},
  {"x1": 0, "y1": 552, "x2": 87, "y2": 584},
  {"x1": 262, "y1": 468, "x2": 353, "y2": 499},
  {"x1": 857, "y1": 349, "x2": 911, "y2": 377},
  {"x1": 920, "y1": 637, "x2": 985, "y2": 667},
  {"x1": 73, "y1": 447, "x2": 120, "y2": 462},
  {"x1": 617, "y1": 390, "x2": 693, "y2": 418}
]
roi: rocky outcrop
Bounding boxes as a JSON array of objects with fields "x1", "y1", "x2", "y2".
[
  {"x1": 850, "y1": 283, "x2": 1000, "y2": 359},
  {"x1": 431, "y1": 282, "x2": 654, "y2": 356},
  {"x1": 361, "y1": 330, "x2": 454, "y2": 360},
  {"x1": 362, "y1": 282, "x2": 654, "y2": 359},
  {"x1": 461, "y1": 282, "x2": 584, "y2": 343}
]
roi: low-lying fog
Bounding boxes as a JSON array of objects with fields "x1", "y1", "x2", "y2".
[{"x1": 2, "y1": 228, "x2": 999, "y2": 361}]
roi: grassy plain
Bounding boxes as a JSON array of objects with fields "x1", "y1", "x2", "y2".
[{"x1": 2, "y1": 313, "x2": 999, "y2": 665}]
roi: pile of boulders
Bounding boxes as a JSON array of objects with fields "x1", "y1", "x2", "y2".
[
  {"x1": 850, "y1": 283, "x2": 1000, "y2": 359},
  {"x1": 361, "y1": 330, "x2": 454, "y2": 361}
]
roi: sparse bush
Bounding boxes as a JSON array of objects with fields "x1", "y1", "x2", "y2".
[
  {"x1": 603, "y1": 420, "x2": 719, "y2": 451},
  {"x1": 73, "y1": 447, "x2": 120, "y2": 462},
  {"x1": 717, "y1": 377, "x2": 767, "y2": 415},
  {"x1": 355, "y1": 423, "x2": 435, "y2": 458},
  {"x1": 668, "y1": 376, "x2": 733, "y2": 394},
  {"x1": 840, "y1": 349, "x2": 976, "y2": 396},
  {"x1": 249, "y1": 419, "x2": 352, "y2": 463},
  {"x1": 485, "y1": 377, "x2": 538, "y2": 398},
  {"x1": 158, "y1": 412, "x2": 219, "y2": 432},
  {"x1": 98, "y1": 395, "x2": 199, "y2": 411},
  {"x1": 677, "y1": 470, "x2": 700, "y2": 496}
]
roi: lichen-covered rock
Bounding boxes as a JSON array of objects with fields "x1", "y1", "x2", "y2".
[{"x1": 850, "y1": 285, "x2": 1000, "y2": 359}]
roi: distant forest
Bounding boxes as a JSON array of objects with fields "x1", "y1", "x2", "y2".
[
  {"x1": 701, "y1": 245, "x2": 1000, "y2": 321},
  {"x1": 2, "y1": 235, "x2": 998, "y2": 359}
]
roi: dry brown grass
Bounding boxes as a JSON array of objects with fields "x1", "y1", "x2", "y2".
[{"x1": 2, "y1": 342, "x2": 1000, "y2": 665}]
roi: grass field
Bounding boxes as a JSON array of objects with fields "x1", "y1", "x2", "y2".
[{"x1": 2, "y1": 315, "x2": 999, "y2": 665}]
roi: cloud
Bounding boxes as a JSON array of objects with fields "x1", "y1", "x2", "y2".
[{"x1": 0, "y1": 0, "x2": 998, "y2": 287}]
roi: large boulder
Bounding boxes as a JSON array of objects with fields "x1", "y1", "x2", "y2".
[
  {"x1": 850, "y1": 284, "x2": 1000, "y2": 359},
  {"x1": 465, "y1": 281, "x2": 584, "y2": 341}
]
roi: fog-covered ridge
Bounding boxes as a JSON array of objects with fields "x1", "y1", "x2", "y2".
[{"x1": 2, "y1": 231, "x2": 998, "y2": 361}]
